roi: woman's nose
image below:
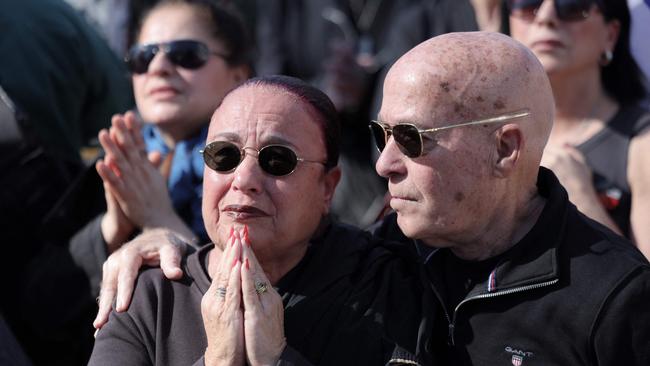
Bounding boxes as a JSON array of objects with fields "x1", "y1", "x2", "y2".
[
  {"x1": 231, "y1": 152, "x2": 264, "y2": 194},
  {"x1": 534, "y1": 0, "x2": 560, "y2": 25},
  {"x1": 146, "y1": 49, "x2": 174, "y2": 75}
]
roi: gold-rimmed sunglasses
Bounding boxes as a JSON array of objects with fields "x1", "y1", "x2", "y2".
[{"x1": 369, "y1": 109, "x2": 530, "y2": 158}]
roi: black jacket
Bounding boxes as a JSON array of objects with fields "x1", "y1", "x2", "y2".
[{"x1": 417, "y1": 168, "x2": 650, "y2": 365}]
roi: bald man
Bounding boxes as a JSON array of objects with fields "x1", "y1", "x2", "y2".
[
  {"x1": 372, "y1": 32, "x2": 650, "y2": 365},
  {"x1": 92, "y1": 32, "x2": 650, "y2": 365}
]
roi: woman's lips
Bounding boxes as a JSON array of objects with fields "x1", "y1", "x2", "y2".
[
  {"x1": 222, "y1": 205, "x2": 269, "y2": 220},
  {"x1": 148, "y1": 86, "x2": 179, "y2": 98},
  {"x1": 530, "y1": 39, "x2": 565, "y2": 51}
]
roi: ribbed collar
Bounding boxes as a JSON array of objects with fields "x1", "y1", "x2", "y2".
[{"x1": 425, "y1": 167, "x2": 569, "y2": 294}]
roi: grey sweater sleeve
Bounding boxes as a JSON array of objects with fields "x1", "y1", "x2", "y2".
[
  {"x1": 88, "y1": 307, "x2": 152, "y2": 366},
  {"x1": 69, "y1": 214, "x2": 109, "y2": 297}
]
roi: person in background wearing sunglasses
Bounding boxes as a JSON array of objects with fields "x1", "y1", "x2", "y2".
[
  {"x1": 92, "y1": 32, "x2": 650, "y2": 365},
  {"x1": 80, "y1": 0, "x2": 252, "y2": 258},
  {"x1": 508, "y1": 0, "x2": 650, "y2": 259},
  {"x1": 89, "y1": 75, "x2": 424, "y2": 365}
]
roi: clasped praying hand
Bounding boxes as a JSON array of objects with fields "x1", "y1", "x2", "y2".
[{"x1": 202, "y1": 226, "x2": 286, "y2": 366}]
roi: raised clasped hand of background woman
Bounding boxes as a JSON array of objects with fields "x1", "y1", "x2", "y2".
[
  {"x1": 202, "y1": 227, "x2": 286, "y2": 366},
  {"x1": 541, "y1": 144, "x2": 622, "y2": 233},
  {"x1": 96, "y1": 111, "x2": 177, "y2": 229},
  {"x1": 542, "y1": 144, "x2": 595, "y2": 200}
]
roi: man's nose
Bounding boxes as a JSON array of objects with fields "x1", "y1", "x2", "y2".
[{"x1": 375, "y1": 137, "x2": 406, "y2": 179}]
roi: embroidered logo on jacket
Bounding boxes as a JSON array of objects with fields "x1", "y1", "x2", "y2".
[{"x1": 505, "y1": 346, "x2": 534, "y2": 365}]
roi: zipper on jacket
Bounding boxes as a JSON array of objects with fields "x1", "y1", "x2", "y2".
[
  {"x1": 448, "y1": 323, "x2": 455, "y2": 345},
  {"x1": 446, "y1": 278, "x2": 559, "y2": 346},
  {"x1": 428, "y1": 283, "x2": 453, "y2": 345}
]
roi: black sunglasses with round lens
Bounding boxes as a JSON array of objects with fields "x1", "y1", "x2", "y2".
[
  {"x1": 125, "y1": 39, "x2": 228, "y2": 74},
  {"x1": 507, "y1": 0, "x2": 600, "y2": 22},
  {"x1": 200, "y1": 141, "x2": 326, "y2": 177},
  {"x1": 369, "y1": 109, "x2": 530, "y2": 158}
]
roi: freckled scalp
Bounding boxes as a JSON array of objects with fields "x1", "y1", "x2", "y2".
[{"x1": 389, "y1": 32, "x2": 554, "y2": 151}]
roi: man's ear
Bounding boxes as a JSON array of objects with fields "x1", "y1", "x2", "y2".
[
  {"x1": 321, "y1": 166, "x2": 341, "y2": 214},
  {"x1": 494, "y1": 125, "x2": 523, "y2": 178}
]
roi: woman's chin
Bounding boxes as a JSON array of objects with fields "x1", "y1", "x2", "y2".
[
  {"x1": 535, "y1": 56, "x2": 570, "y2": 76},
  {"x1": 144, "y1": 114, "x2": 184, "y2": 127}
]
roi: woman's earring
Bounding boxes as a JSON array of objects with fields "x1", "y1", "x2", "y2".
[{"x1": 599, "y1": 50, "x2": 613, "y2": 66}]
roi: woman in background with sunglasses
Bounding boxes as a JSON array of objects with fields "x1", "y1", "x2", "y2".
[
  {"x1": 508, "y1": 0, "x2": 650, "y2": 258},
  {"x1": 92, "y1": 0, "x2": 251, "y2": 252}
]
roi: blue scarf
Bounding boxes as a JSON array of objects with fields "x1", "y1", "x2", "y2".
[{"x1": 142, "y1": 123, "x2": 208, "y2": 243}]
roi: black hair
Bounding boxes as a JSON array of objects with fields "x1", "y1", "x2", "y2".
[
  {"x1": 240, "y1": 75, "x2": 341, "y2": 171},
  {"x1": 129, "y1": 0, "x2": 253, "y2": 69},
  {"x1": 598, "y1": 0, "x2": 647, "y2": 104}
]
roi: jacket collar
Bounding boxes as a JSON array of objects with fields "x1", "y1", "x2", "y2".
[{"x1": 425, "y1": 167, "x2": 570, "y2": 294}]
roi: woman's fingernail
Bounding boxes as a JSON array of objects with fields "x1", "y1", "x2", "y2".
[
  {"x1": 233, "y1": 258, "x2": 239, "y2": 268},
  {"x1": 245, "y1": 258, "x2": 250, "y2": 270},
  {"x1": 243, "y1": 225, "x2": 249, "y2": 241},
  {"x1": 229, "y1": 227, "x2": 234, "y2": 239}
]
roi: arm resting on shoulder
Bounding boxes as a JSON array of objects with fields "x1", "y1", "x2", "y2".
[
  {"x1": 69, "y1": 214, "x2": 110, "y2": 297},
  {"x1": 93, "y1": 228, "x2": 193, "y2": 328}
]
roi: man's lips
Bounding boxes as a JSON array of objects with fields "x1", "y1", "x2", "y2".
[
  {"x1": 222, "y1": 205, "x2": 269, "y2": 219},
  {"x1": 390, "y1": 195, "x2": 417, "y2": 202}
]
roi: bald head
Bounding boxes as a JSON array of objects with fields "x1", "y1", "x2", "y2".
[{"x1": 385, "y1": 32, "x2": 554, "y2": 165}]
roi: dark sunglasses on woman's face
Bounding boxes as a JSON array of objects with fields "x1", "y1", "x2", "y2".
[
  {"x1": 507, "y1": 0, "x2": 601, "y2": 22},
  {"x1": 201, "y1": 141, "x2": 326, "y2": 177},
  {"x1": 125, "y1": 39, "x2": 228, "y2": 74},
  {"x1": 369, "y1": 109, "x2": 531, "y2": 158}
]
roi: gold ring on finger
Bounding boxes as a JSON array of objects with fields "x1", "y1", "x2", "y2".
[{"x1": 254, "y1": 281, "x2": 268, "y2": 294}]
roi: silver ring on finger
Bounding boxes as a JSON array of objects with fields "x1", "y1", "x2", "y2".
[
  {"x1": 254, "y1": 281, "x2": 268, "y2": 295},
  {"x1": 216, "y1": 287, "x2": 227, "y2": 298}
]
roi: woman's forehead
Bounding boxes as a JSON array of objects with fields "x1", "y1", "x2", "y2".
[
  {"x1": 139, "y1": 4, "x2": 213, "y2": 43},
  {"x1": 208, "y1": 87, "x2": 324, "y2": 146},
  {"x1": 219, "y1": 86, "x2": 316, "y2": 123}
]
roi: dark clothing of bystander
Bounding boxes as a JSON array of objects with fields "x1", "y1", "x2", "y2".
[
  {"x1": 576, "y1": 104, "x2": 650, "y2": 237},
  {"x1": 0, "y1": 0, "x2": 133, "y2": 364},
  {"x1": 255, "y1": 0, "x2": 420, "y2": 228}
]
